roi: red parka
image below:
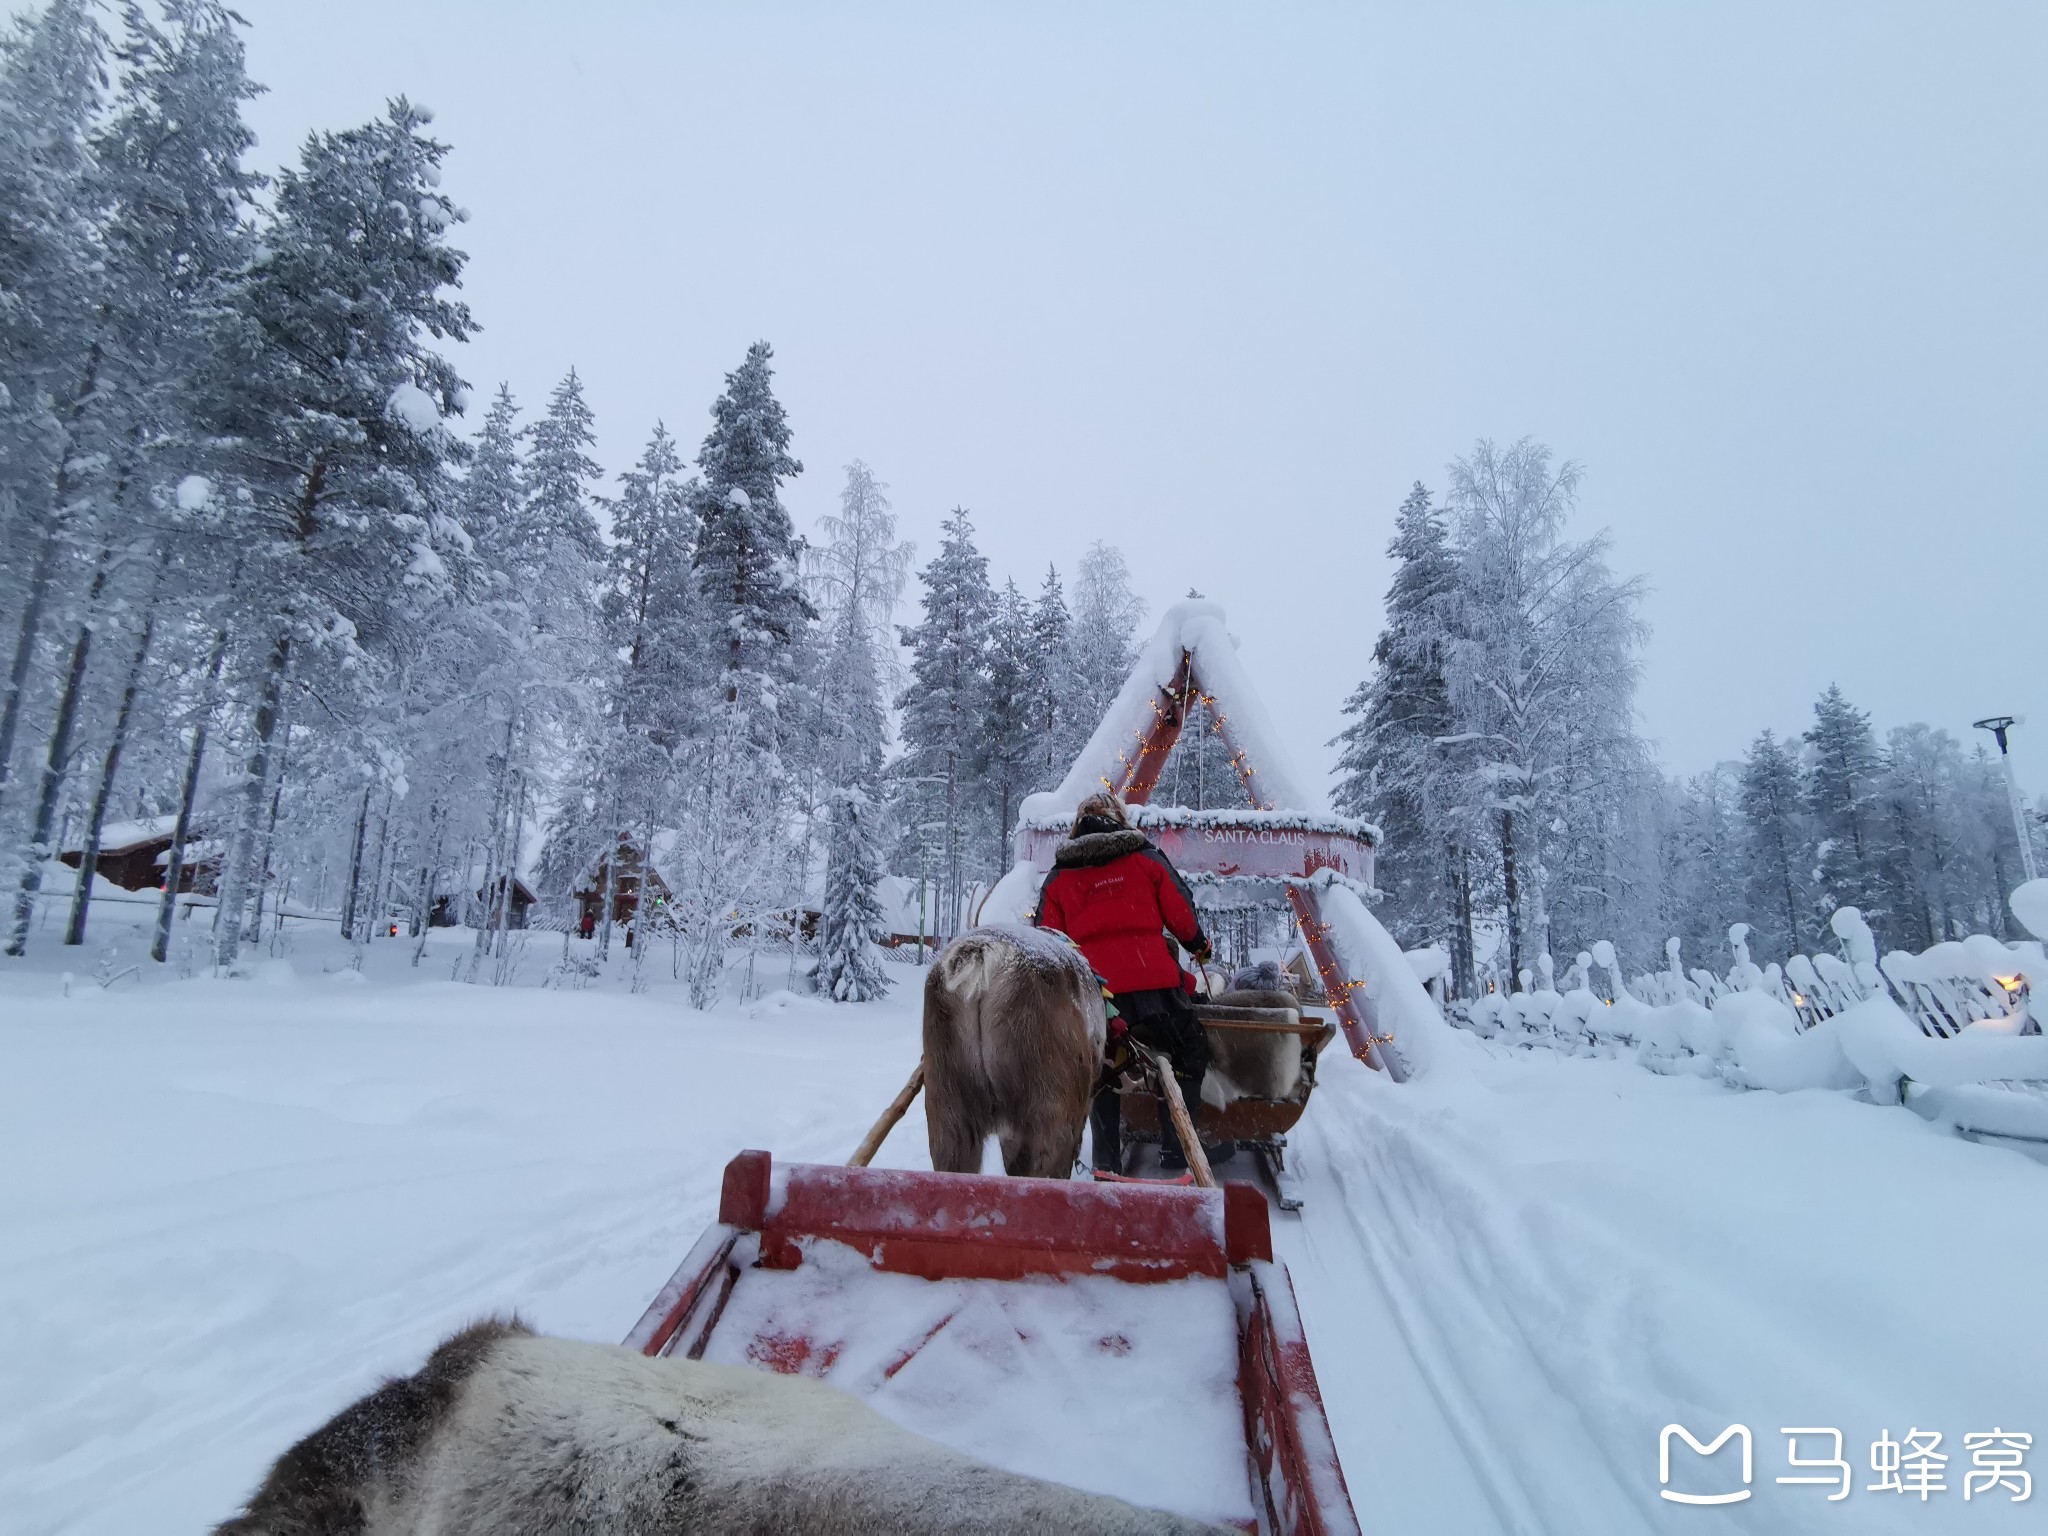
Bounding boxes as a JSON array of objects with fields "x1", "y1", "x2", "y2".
[{"x1": 1035, "y1": 828, "x2": 1207, "y2": 993}]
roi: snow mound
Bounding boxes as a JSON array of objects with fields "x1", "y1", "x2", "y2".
[
  {"x1": 2012, "y1": 879, "x2": 2048, "y2": 941},
  {"x1": 386, "y1": 382, "x2": 440, "y2": 432}
]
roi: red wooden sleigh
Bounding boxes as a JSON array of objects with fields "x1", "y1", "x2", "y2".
[{"x1": 626, "y1": 1151, "x2": 1360, "y2": 1535}]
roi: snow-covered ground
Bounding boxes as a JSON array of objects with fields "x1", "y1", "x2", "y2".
[{"x1": 3, "y1": 904, "x2": 2043, "y2": 1534}]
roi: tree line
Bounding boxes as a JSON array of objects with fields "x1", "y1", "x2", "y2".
[
  {"x1": 0, "y1": 0, "x2": 1156, "y2": 1002},
  {"x1": 1337, "y1": 441, "x2": 2042, "y2": 990}
]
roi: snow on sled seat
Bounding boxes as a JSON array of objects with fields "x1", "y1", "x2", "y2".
[{"x1": 625, "y1": 1151, "x2": 1360, "y2": 1536}]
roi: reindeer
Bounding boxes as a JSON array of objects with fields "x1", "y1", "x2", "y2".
[
  {"x1": 922, "y1": 923, "x2": 1105, "y2": 1178},
  {"x1": 214, "y1": 1318, "x2": 1225, "y2": 1535}
]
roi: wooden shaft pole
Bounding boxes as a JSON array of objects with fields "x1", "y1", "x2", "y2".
[
  {"x1": 1137, "y1": 1043, "x2": 1215, "y2": 1189},
  {"x1": 847, "y1": 1060, "x2": 925, "y2": 1168}
]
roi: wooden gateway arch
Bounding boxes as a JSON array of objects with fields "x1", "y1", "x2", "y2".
[{"x1": 984, "y1": 600, "x2": 1435, "y2": 1081}]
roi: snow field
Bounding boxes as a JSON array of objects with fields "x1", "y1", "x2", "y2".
[{"x1": 3, "y1": 915, "x2": 2045, "y2": 1534}]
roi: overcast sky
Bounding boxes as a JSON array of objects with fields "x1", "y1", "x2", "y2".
[{"x1": 211, "y1": 1, "x2": 2047, "y2": 795}]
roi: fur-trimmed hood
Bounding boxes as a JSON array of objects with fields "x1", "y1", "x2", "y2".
[{"x1": 1053, "y1": 828, "x2": 1150, "y2": 869}]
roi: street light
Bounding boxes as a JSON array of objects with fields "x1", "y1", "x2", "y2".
[{"x1": 1973, "y1": 715, "x2": 2041, "y2": 884}]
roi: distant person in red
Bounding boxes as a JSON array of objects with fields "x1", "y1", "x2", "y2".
[
  {"x1": 579, "y1": 909, "x2": 596, "y2": 941},
  {"x1": 1034, "y1": 792, "x2": 1229, "y2": 1173}
]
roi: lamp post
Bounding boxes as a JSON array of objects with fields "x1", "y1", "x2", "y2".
[{"x1": 1973, "y1": 716, "x2": 2041, "y2": 884}]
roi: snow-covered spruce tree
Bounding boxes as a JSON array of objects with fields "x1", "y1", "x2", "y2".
[
  {"x1": 815, "y1": 784, "x2": 890, "y2": 1001},
  {"x1": 980, "y1": 579, "x2": 1036, "y2": 876},
  {"x1": 1802, "y1": 684, "x2": 1887, "y2": 939},
  {"x1": 895, "y1": 510, "x2": 994, "y2": 939},
  {"x1": 521, "y1": 369, "x2": 605, "y2": 572},
  {"x1": 450, "y1": 369, "x2": 606, "y2": 977},
  {"x1": 607, "y1": 422, "x2": 701, "y2": 753},
  {"x1": 199, "y1": 99, "x2": 473, "y2": 968},
  {"x1": 663, "y1": 342, "x2": 813, "y2": 997},
  {"x1": 689, "y1": 340, "x2": 812, "y2": 747},
  {"x1": 1441, "y1": 438, "x2": 1647, "y2": 980},
  {"x1": 1061, "y1": 541, "x2": 1144, "y2": 767},
  {"x1": 1737, "y1": 728, "x2": 1810, "y2": 962},
  {"x1": 1332, "y1": 483, "x2": 1472, "y2": 982},
  {"x1": 1022, "y1": 565, "x2": 1072, "y2": 793}
]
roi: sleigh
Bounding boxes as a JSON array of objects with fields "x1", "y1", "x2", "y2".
[
  {"x1": 625, "y1": 1150, "x2": 1359, "y2": 1536},
  {"x1": 1111, "y1": 999, "x2": 1338, "y2": 1211}
]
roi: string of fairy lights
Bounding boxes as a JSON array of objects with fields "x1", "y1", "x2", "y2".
[{"x1": 1103, "y1": 654, "x2": 1268, "y2": 810}]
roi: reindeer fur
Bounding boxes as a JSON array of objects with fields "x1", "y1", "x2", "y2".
[
  {"x1": 1203, "y1": 966, "x2": 1311, "y2": 1105},
  {"x1": 216, "y1": 1318, "x2": 1224, "y2": 1535},
  {"x1": 922, "y1": 923, "x2": 1104, "y2": 1178}
]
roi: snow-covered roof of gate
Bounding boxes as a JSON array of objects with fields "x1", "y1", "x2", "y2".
[{"x1": 1021, "y1": 599, "x2": 1323, "y2": 825}]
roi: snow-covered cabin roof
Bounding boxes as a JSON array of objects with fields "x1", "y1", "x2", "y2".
[{"x1": 62, "y1": 815, "x2": 179, "y2": 857}]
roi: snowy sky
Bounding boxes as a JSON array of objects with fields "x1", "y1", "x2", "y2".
[{"x1": 200, "y1": 3, "x2": 2048, "y2": 794}]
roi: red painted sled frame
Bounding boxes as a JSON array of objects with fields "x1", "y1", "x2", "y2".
[{"x1": 625, "y1": 1151, "x2": 1360, "y2": 1536}]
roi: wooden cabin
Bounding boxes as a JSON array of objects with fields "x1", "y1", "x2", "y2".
[
  {"x1": 574, "y1": 839, "x2": 672, "y2": 929},
  {"x1": 430, "y1": 872, "x2": 538, "y2": 929},
  {"x1": 58, "y1": 816, "x2": 217, "y2": 894}
]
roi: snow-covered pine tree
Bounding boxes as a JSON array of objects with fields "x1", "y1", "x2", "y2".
[
  {"x1": 607, "y1": 422, "x2": 701, "y2": 751},
  {"x1": 1023, "y1": 565, "x2": 1071, "y2": 792},
  {"x1": 199, "y1": 98, "x2": 473, "y2": 968},
  {"x1": 1332, "y1": 483, "x2": 1469, "y2": 979},
  {"x1": 1062, "y1": 542, "x2": 1143, "y2": 765},
  {"x1": 664, "y1": 343, "x2": 813, "y2": 997},
  {"x1": 689, "y1": 341, "x2": 813, "y2": 748},
  {"x1": 1736, "y1": 728, "x2": 1809, "y2": 961},
  {"x1": 815, "y1": 784, "x2": 890, "y2": 1002},
  {"x1": 895, "y1": 510, "x2": 994, "y2": 938},
  {"x1": 521, "y1": 369, "x2": 605, "y2": 573},
  {"x1": 1802, "y1": 684, "x2": 1886, "y2": 937},
  {"x1": 1441, "y1": 438, "x2": 1647, "y2": 980},
  {"x1": 980, "y1": 579, "x2": 1035, "y2": 875}
]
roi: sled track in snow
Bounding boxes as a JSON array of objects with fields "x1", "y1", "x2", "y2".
[{"x1": 1275, "y1": 1077, "x2": 1659, "y2": 1536}]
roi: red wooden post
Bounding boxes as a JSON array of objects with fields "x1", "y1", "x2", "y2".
[
  {"x1": 1116, "y1": 652, "x2": 1192, "y2": 805},
  {"x1": 1287, "y1": 885, "x2": 1399, "y2": 1077}
]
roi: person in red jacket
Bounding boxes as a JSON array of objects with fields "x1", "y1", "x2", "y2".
[{"x1": 1034, "y1": 792, "x2": 1230, "y2": 1173}]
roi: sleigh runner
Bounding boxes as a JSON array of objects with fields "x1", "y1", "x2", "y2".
[{"x1": 627, "y1": 1150, "x2": 1360, "y2": 1535}]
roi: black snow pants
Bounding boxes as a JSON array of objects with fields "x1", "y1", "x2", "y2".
[{"x1": 1091, "y1": 986, "x2": 1210, "y2": 1172}]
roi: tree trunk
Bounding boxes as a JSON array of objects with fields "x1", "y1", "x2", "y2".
[
  {"x1": 65, "y1": 556, "x2": 163, "y2": 946},
  {"x1": 0, "y1": 344, "x2": 102, "y2": 790},
  {"x1": 364, "y1": 787, "x2": 394, "y2": 945},
  {"x1": 247, "y1": 716, "x2": 292, "y2": 946},
  {"x1": 472, "y1": 715, "x2": 516, "y2": 975},
  {"x1": 1449, "y1": 843, "x2": 1476, "y2": 1000},
  {"x1": 213, "y1": 628, "x2": 291, "y2": 967},
  {"x1": 1777, "y1": 829, "x2": 1802, "y2": 958},
  {"x1": 1500, "y1": 809, "x2": 1523, "y2": 986},
  {"x1": 6, "y1": 553, "x2": 112, "y2": 956},
  {"x1": 153, "y1": 624, "x2": 231, "y2": 963},
  {"x1": 412, "y1": 804, "x2": 444, "y2": 966},
  {"x1": 490, "y1": 774, "x2": 530, "y2": 980},
  {"x1": 339, "y1": 785, "x2": 372, "y2": 941}
]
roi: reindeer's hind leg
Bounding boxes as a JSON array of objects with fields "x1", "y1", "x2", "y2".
[
  {"x1": 999, "y1": 1116, "x2": 1087, "y2": 1179},
  {"x1": 927, "y1": 1104, "x2": 987, "y2": 1174}
]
